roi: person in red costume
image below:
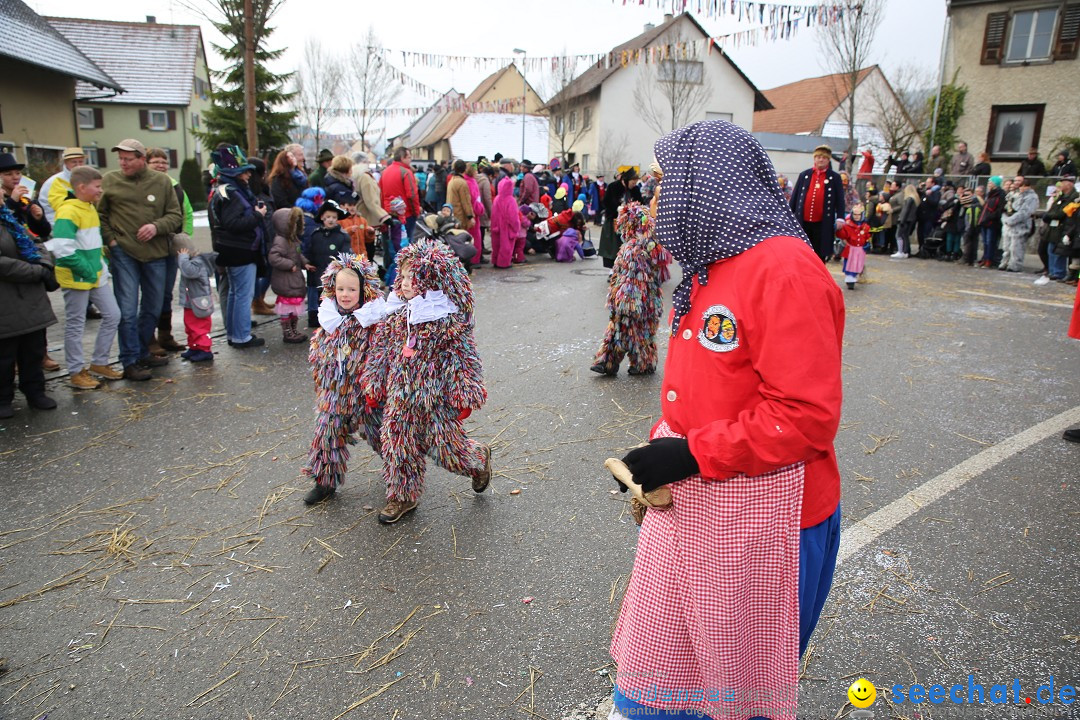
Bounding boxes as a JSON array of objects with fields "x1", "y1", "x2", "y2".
[
  {"x1": 608, "y1": 120, "x2": 845, "y2": 720},
  {"x1": 790, "y1": 145, "x2": 845, "y2": 263},
  {"x1": 835, "y1": 202, "x2": 871, "y2": 289}
]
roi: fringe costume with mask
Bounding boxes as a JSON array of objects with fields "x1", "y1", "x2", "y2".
[
  {"x1": 302, "y1": 255, "x2": 389, "y2": 490},
  {"x1": 361, "y1": 240, "x2": 488, "y2": 504},
  {"x1": 591, "y1": 202, "x2": 672, "y2": 375}
]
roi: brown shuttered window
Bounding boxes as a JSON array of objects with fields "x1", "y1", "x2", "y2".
[
  {"x1": 93, "y1": 108, "x2": 104, "y2": 129},
  {"x1": 96, "y1": 148, "x2": 107, "y2": 168},
  {"x1": 167, "y1": 110, "x2": 177, "y2": 130},
  {"x1": 168, "y1": 149, "x2": 178, "y2": 168},
  {"x1": 1054, "y1": 4, "x2": 1080, "y2": 60},
  {"x1": 139, "y1": 109, "x2": 150, "y2": 130},
  {"x1": 981, "y1": 11, "x2": 1010, "y2": 64}
]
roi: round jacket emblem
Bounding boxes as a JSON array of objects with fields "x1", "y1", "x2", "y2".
[
  {"x1": 147, "y1": 194, "x2": 156, "y2": 202},
  {"x1": 698, "y1": 304, "x2": 738, "y2": 352}
]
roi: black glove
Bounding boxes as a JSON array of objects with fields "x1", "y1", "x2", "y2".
[
  {"x1": 621, "y1": 437, "x2": 700, "y2": 493},
  {"x1": 40, "y1": 265, "x2": 60, "y2": 292}
]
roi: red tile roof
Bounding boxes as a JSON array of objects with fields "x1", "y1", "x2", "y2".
[{"x1": 752, "y1": 67, "x2": 876, "y2": 134}]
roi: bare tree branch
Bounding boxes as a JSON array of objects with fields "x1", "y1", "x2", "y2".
[
  {"x1": 817, "y1": 0, "x2": 885, "y2": 171},
  {"x1": 540, "y1": 55, "x2": 590, "y2": 161},
  {"x1": 596, "y1": 131, "x2": 631, "y2": 177},
  {"x1": 293, "y1": 39, "x2": 343, "y2": 151},
  {"x1": 345, "y1": 28, "x2": 398, "y2": 153},
  {"x1": 632, "y1": 30, "x2": 713, "y2": 137},
  {"x1": 870, "y1": 64, "x2": 931, "y2": 155}
]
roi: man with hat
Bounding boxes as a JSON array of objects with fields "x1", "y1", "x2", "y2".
[
  {"x1": 518, "y1": 159, "x2": 539, "y2": 207},
  {"x1": 498, "y1": 157, "x2": 517, "y2": 184},
  {"x1": 308, "y1": 148, "x2": 334, "y2": 189},
  {"x1": 0, "y1": 152, "x2": 50, "y2": 240},
  {"x1": 39, "y1": 148, "x2": 87, "y2": 225},
  {"x1": 790, "y1": 145, "x2": 845, "y2": 262},
  {"x1": 98, "y1": 138, "x2": 182, "y2": 380},
  {"x1": 209, "y1": 145, "x2": 268, "y2": 349}
]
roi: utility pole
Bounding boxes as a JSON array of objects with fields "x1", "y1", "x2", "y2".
[
  {"x1": 514, "y1": 49, "x2": 526, "y2": 161},
  {"x1": 243, "y1": 0, "x2": 257, "y2": 158}
]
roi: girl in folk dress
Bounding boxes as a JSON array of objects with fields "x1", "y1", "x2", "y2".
[
  {"x1": 360, "y1": 240, "x2": 491, "y2": 524},
  {"x1": 301, "y1": 254, "x2": 389, "y2": 505},
  {"x1": 835, "y1": 202, "x2": 871, "y2": 290},
  {"x1": 590, "y1": 201, "x2": 671, "y2": 376}
]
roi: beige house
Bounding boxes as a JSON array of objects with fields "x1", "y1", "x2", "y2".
[
  {"x1": 945, "y1": 0, "x2": 1080, "y2": 174},
  {"x1": 48, "y1": 16, "x2": 213, "y2": 180},
  {"x1": 540, "y1": 12, "x2": 769, "y2": 176},
  {"x1": 0, "y1": 0, "x2": 122, "y2": 175},
  {"x1": 390, "y1": 64, "x2": 545, "y2": 162}
]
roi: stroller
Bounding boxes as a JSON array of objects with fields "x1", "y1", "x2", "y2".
[
  {"x1": 413, "y1": 213, "x2": 478, "y2": 271},
  {"x1": 919, "y1": 227, "x2": 946, "y2": 259}
]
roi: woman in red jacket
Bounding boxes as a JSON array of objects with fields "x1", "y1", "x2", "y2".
[{"x1": 609, "y1": 121, "x2": 845, "y2": 720}]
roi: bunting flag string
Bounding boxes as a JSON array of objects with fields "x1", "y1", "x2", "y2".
[
  {"x1": 362, "y1": 3, "x2": 847, "y2": 74},
  {"x1": 305, "y1": 96, "x2": 529, "y2": 120}
]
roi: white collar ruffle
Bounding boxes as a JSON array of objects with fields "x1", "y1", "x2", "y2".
[
  {"x1": 317, "y1": 296, "x2": 390, "y2": 333},
  {"x1": 385, "y1": 290, "x2": 459, "y2": 325}
]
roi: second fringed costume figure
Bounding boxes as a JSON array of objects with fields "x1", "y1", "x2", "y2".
[
  {"x1": 590, "y1": 201, "x2": 672, "y2": 377},
  {"x1": 361, "y1": 240, "x2": 491, "y2": 524},
  {"x1": 301, "y1": 254, "x2": 389, "y2": 505}
]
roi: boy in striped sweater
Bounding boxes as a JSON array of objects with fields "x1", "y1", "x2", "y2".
[{"x1": 45, "y1": 166, "x2": 123, "y2": 389}]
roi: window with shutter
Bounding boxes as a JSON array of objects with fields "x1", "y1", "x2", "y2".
[
  {"x1": 93, "y1": 108, "x2": 103, "y2": 129},
  {"x1": 1053, "y1": 3, "x2": 1080, "y2": 59},
  {"x1": 167, "y1": 110, "x2": 177, "y2": 130},
  {"x1": 139, "y1": 109, "x2": 149, "y2": 130},
  {"x1": 147, "y1": 110, "x2": 169, "y2": 131},
  {"x1": 981, "y1": 11, "x2": 1010, "y2": 64},
  {"x1": 77, "y1": 108, "x2": 95, "y2": 129},
  {"x1": 168, "y1": 149, "x2": 178, "y2": 168},
  {"x1": 97, "y1": 148, "x2": 107, "y2": 168},
  {"x1": 1006, "y1": 8, "x2": 1057, "y2": 62}
]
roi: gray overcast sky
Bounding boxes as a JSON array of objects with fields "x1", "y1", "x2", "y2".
[{"x1": 30, "y1": 0, "x2": 947, "y2": 136}]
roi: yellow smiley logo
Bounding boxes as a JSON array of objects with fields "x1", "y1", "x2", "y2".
[{"x1": 848, "y1": 678, "x2": 876, "y2": 708}]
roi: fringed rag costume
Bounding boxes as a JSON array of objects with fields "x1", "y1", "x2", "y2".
[
  {"x1": 592, "y1": 202, "x2": 671, "y2": 374},
  {"x1": 302, "y1": 255, "x2": 389, "y2": 490},
  {"x1": 361, "y1": 240, "x2": 487, "y2": 503},
  {"x1": 610, "y1": 121, "x2": 844, "y2": 720}
]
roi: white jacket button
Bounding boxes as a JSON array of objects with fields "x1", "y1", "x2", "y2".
[
  {"x1": 666, "y1": 390, "x2": 677, "y2": 402},
  {"x1": 682, "y1": 329, "x2": 692, "y2": 340}
]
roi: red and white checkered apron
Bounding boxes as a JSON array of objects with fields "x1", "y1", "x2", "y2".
[{"x1": 610, "y1": 420, "x2": 804, "y2": 720}]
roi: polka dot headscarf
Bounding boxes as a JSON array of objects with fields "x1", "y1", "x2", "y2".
[{"x1": 653, "y1": 120, "x2": 809, "y2": 334}]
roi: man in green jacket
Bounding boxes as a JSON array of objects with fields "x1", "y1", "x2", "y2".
[
  {"x1": 98, "y1": 139, "x2": 182, "y2": 381},
  {"x1": 307, "y1": 148, "x2": 333, "y2": 188}
]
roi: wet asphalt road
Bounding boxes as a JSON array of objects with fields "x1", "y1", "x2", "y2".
[{"x1": 0, "y1": 244, "x2": 1077, "y2": 720}]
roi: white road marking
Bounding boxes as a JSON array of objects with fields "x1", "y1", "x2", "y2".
[
  {"x1": 837, "y1": 404, "x2": 1080, "y2": 564},
  {"x1": 954, "y1": 289, "x2": 1073, "y2": 309}
]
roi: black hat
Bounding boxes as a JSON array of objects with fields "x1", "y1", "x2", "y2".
[
  {"x1": 0, "y1": 152, "x2": 26, "y2": 172},
  {"x1": 316, "y1": 148, "x2": 334, "y2": 163},
  {"x1": 317, "y1": 200, "x2": 347, "y2": 219},
  {"x1": 493, "y1": 153, "x2": 503, "y2": 163},
  {"x1": 520, "y1": 159, "x2": 534, "y2": 168},
  {"x1": 333, "y1": 189, "x2": 360, "y2": 205}
]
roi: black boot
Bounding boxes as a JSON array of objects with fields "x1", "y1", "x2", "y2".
[{"x1": 303, "y1": 484, "x2": 335, "y2": 505}]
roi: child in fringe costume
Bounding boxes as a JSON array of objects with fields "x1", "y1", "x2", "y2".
[
  {"x1": 301, "y1": 254, "x2": 390, "y2": 505},
  {"x1": 268, "y1": 207, "x2": 315, "y2": 344},
  {"x1": 590, "y1": 201, "x2": 672, "y2": 377},
  {"x1": 834, "y1": 202, "x2": 870, "y2": 290},
  {"x1": 361, "y1": 239, "x2": 491, "y2": 524}
]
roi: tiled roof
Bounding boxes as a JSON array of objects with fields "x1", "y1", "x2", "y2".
[
  {"x1": 752, "y1": 67, "x2": 876, "y2": 134},
  {"x1": 542, "y1": 12, "x2": 769, "y2": 112},
  {"x1": 0, "y1": 0, "x2": 120, "y2": 91},
  {"x1": 47, "y1": 16, "x2": 205, "y2": 105},
  {"x1": 413, "y1": 111, "x2": 469, "y2": 149}
]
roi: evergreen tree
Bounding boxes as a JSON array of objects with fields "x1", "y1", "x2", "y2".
[
  {"x1": 925, "y1": 71, "x2": 967, "y2": 155},
  {"x1": 195, "y1": 0, "x2": 296, "y2": 153}
]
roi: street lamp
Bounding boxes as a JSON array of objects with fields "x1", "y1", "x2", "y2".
[{"x1": 513, "y1": 48, "x2": 526, "y2": 163}]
